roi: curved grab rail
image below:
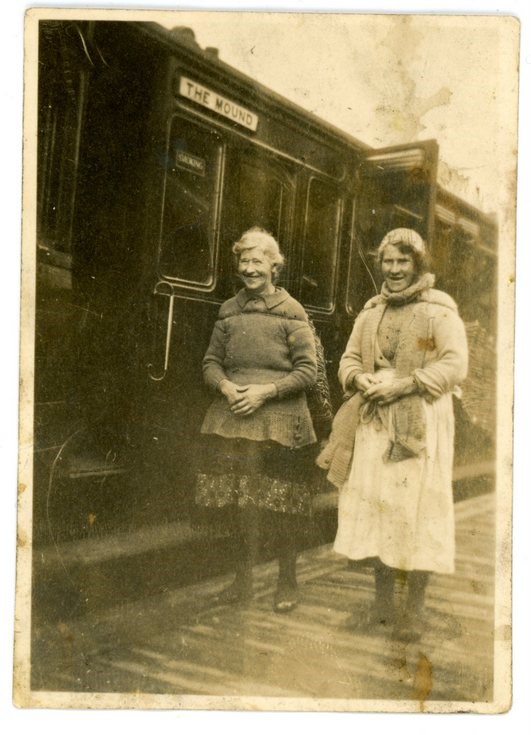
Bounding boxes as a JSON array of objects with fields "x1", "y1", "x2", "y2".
[{"x1": 148, "y1": 281, "x2": 176, "y2": 382}]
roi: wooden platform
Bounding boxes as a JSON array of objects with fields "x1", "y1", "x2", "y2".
[{"x1": 31, "y1": 493, "x2": 496, "y2": 705}]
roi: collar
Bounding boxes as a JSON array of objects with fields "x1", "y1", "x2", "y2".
[{"x1": 235, "y1": 287, "x2": 290, "y2": 310}]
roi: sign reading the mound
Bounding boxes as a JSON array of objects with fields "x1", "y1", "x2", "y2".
[{"x1": 178, "y1": 76, "x2": 259, "y2": 132}]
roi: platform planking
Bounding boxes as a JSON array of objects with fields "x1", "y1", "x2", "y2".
[{"x1": 32, "y1": 493, "x2": 496, "y2": 703}]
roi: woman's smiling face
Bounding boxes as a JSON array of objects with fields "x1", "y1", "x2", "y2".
[
  {"x1": 380, "y1": 244, "x2": 417, "y2": 292},
  {"x1": 238, "y1": 246, "x2": 275, "y2": 295}
]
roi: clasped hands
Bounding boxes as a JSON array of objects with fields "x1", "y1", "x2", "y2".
[
  {"x1": 354, "y1": 372, "x2": 415, "y2": 406},
  {"x1": 219, "y1": 380, "x2": 277, "y2": 416}
]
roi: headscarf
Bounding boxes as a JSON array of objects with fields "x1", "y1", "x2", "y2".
[{"x1": 377, "y1": 227, "x2": 426, "y2": 256}]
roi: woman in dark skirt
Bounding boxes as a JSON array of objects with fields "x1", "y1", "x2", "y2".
[{"x1": 195, "y1": 227, "x2": 318, "y2": 613}]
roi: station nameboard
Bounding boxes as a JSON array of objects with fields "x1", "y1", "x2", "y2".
[{"x1": 178, "y1": 76, "x2": 259, "y2": 132}]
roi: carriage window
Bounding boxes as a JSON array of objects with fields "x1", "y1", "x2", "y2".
[
  {"x1": 301, "y1": 179, "x2": 342, "y2": 311},
  {"x1": 236, "y1": 161, "x2": 287, "y2": 239},
  {"x1": 219, "y1": 153, "x2": 294, "y2": 294},
  {"x1": 159, "y1": 119, "x2": 222, "y2": 286}
]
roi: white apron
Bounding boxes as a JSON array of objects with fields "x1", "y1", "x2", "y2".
[{"x1": 334, "y1": 368, "x2": 456, "y2": 574}]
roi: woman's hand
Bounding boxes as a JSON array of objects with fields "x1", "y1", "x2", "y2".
[
  {"x1": 229, "y1": 383, "x2": 277, "y2": 416},
  {"x1": 218, "y1": 379, "x2": 243, "y2": 407},
  {"x1": 363, "y1": 377, "x2": 416, "y2": 406},
  {"x1": 353, "y1": 372, "x2": 381, "y2": 392}
]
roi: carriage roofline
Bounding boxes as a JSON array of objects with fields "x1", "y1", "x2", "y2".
[
  {"x1": 133, "y1": 22, "x2": 496, "y2": 229},
  {"x1": 436, "y1": 185, "x2": 498, "y2": 228},
  {"x1": 129, "y1": 21, "x2": 372, "y2": 155}
]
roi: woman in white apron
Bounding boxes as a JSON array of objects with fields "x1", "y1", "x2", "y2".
[{"x1": 331, "y1": 228, "x2": 468, "y2": 642}]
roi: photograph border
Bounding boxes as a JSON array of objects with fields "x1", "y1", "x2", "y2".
[{"x1": 7, "y1": 0, "x2": 525, "y2": 722}]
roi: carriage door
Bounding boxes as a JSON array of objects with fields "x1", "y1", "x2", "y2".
[{"x1": 348, "y1": 140, "x2": 439, "y2": 314}]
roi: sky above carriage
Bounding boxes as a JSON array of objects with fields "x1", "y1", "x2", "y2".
[{"x1": 158, "y1": 11, "x2": 517, "y2": 219}]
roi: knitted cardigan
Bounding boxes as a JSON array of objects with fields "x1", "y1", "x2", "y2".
[
  {"x1": 201, "y1": 287, "x2": 318, "y2": 449},
  {"x1": 340, "y1": 286, "x2": 468, "y2": 400},
  {"x1": 318, "y1": 280, "x2": 468, "y2": 486}
]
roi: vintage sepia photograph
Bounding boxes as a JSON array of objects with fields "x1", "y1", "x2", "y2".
[{"x1": 13, "y1": 4, "x2": 519, "y2": 714}]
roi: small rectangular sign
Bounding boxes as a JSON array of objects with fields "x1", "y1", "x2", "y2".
[
  {"x1": 175, "y1": 150, "x2": 206, "y2": 175},
  {"x1": 179, "y1": 76, "x2": 259, "y2": 132}
]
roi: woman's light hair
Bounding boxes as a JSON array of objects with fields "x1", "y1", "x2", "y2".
[
  {"x1": 376, "y1": 227, "x2": 429, "y2": 274},
  {"x1": 232, "y1": 227, "x2": 285, "y2": 272}
]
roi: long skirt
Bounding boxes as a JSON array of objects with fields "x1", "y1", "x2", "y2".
[
  {"x1": 334, "y1": 392, "x2": 456, "y2": 574},
  {"x1": 194, "y1": 434, "x2": 318, "y2": 542}
]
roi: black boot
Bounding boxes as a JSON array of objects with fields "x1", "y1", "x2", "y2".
[
  {"x1": 214, "y1": 567, "x2": 253, "y2": 604},
  {"x1": 393, "y1": 570, "x2": 430, "y2": 642}
]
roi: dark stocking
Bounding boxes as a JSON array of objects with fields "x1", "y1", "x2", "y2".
[
  {"x1": 393, "y1": 570, "x2": 430, "y2": 642},
  {"x1": 274, "y1": 514, "x2": 300, "y2": 612},
  {"x1": 373, "y1": 559, "x2": 397, "y2": 626},
  {"x1": 215, "y1": 504, "x2": 260, "y2": 603},
  {"x1": 406, "y1": 570, "x2": 430, "y2": 615}
]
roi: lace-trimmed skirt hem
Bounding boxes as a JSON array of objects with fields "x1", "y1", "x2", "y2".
[{"x1": 193, "y1": 435, "x2": 317, "y2": 520}]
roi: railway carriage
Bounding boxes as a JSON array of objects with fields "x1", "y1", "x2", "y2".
[{"x1": 35, "y1": 20, "x2": 497, "y2": 553}]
